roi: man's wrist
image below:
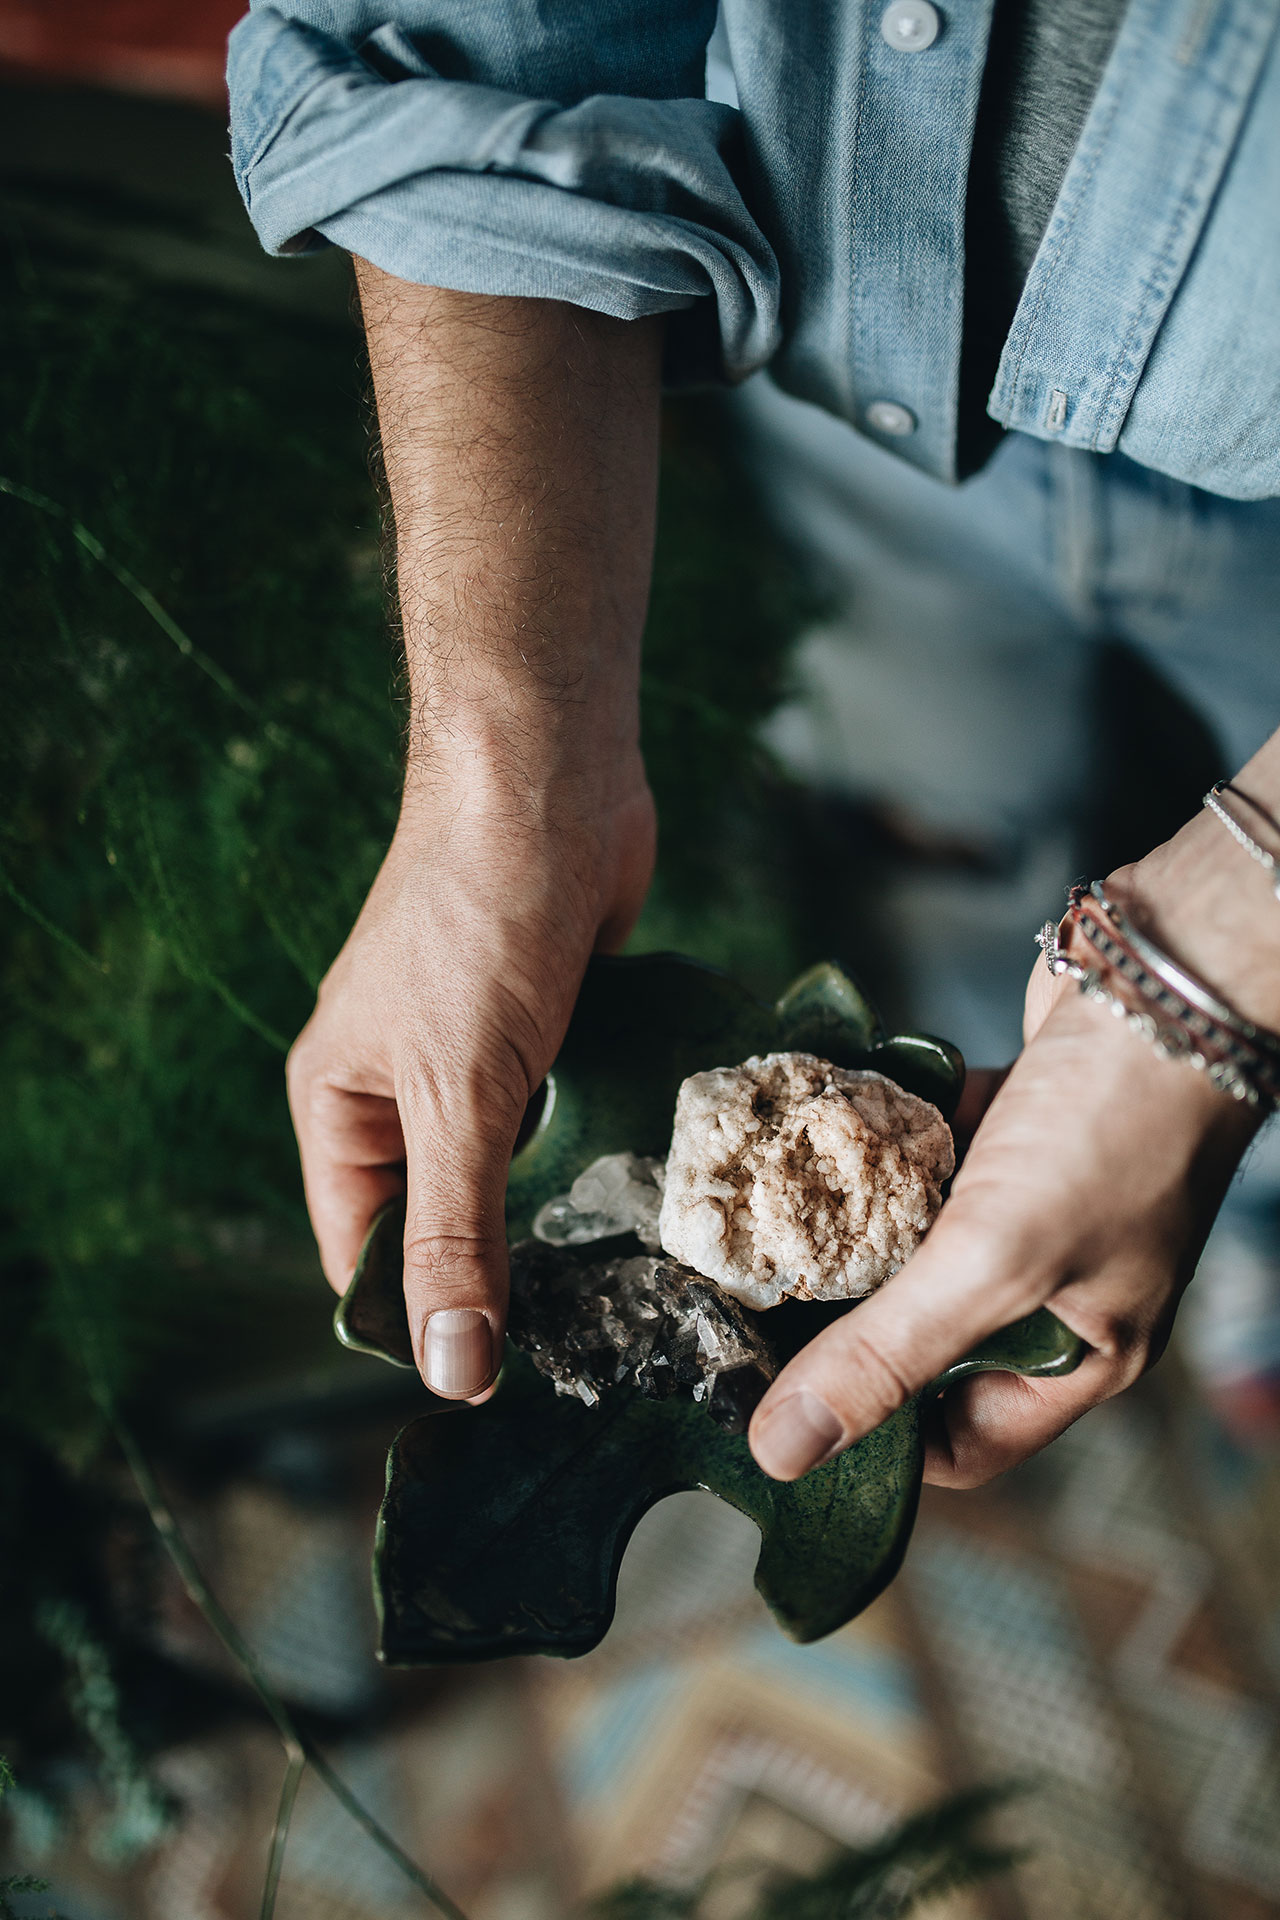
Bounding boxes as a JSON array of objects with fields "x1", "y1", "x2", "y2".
[{"x1": 399, "y1": 703, "x2": 646, "y2": 812}]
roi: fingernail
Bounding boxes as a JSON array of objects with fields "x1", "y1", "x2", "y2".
[
  {"x1": 423, "y1": 1309, "x2": 492, "y2": 1396},
  {"x1": 751, "y1": 1390, "x2": 844, "y2": 1481}
]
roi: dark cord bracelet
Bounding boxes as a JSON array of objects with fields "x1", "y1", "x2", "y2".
[{"x1": 1037, "y1": 883, "x2": 1280, "y2": 1110}]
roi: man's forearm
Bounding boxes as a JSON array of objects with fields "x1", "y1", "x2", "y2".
[
  {"x1": 288, "y1": 275, "x2": 664, "y2": 1391},
  {"x1": 355, "y1": 266, "x2": 664, "y2": 813}
]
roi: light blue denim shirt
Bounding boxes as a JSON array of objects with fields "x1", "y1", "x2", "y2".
[{"x1": 228, "y1": 0, "x2": 1280, "y2": 498}]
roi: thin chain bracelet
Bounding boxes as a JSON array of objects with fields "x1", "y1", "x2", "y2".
[
  {"x1": 1203, "y1": 781, "x2": 1280, "y2": 902},
  {"x1": 1036, "y1": 887, "x2": 1280, "y2": 1110}
]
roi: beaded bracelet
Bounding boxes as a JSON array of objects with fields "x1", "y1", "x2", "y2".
[
  {"x1": 1080, "y1": 883, "x2": 1280, "y2": 1061},
  {"x1": 1037, "y1": 883, "x2": 1280, "y2": 1110}
]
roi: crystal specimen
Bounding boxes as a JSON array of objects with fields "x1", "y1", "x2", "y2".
[
  {"x1": 657, "y1": 1052, "x2": 954, "y2": 1310},
  {"x1": 532, "y1": 1150, "x2": 664, "y2": 1250},
  {"x1": 506, "y1": 1238, "x2": 777, "y2": 1434}
]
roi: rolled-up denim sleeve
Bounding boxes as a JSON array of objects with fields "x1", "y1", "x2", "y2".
[{"x1": 226, "y1": 4, "x2": 781, "y2": 383}]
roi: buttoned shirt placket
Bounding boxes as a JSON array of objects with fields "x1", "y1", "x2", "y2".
[
  {"x1": 989, "y1": 0, "x2": 1276, "y2": 457},
  {"x1": 844, "y1": 0, "x2": 997, "y2": 483}
]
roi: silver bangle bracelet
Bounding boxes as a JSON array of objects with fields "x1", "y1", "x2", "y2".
[
  {"x1": 1087, "y1": 881, "x2": 1280, "y2": 1059},
  {"x1": 1038, "y1": 897, "x2": 1280, "y2": 1109},
  {"x1": 1203, "y1": 781, "x2": 1280, "y2": 903}
]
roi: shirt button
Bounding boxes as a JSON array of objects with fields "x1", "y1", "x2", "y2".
[
  {"x1": 866, "y1": 399, "x2": 917, "y2": 436},
  {"x1": 880, "y1": 0, "x2": 941, "y2": 51}
]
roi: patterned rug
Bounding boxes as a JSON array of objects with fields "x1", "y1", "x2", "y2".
[{"x1": 8, "y1": 1333, "x2": 1278, "y2": 1920}]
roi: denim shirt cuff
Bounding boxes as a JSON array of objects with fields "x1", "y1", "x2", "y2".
[{"x1": 227, "y1": 7, "x2": 781, "y2": 385}]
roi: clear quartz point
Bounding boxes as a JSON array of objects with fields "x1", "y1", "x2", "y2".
[
  {"x1": 533, "y1": 1152, "x2": 666, "y2": 1250},
  {"x1": 507, "y1": 1239, "x2": 777, "y2": 1435}
]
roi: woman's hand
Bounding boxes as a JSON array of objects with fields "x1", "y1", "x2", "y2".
[{"x1": 748, "y1": 770, "x2": 1280, "y2": 1485}]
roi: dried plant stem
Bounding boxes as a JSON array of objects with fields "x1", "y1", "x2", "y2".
[
  {"x1": 0, "y1": 856, "x2": 109, "y2": 976},
  {"x1": 0, "y1": 476, "x2": 251, "y2": 711},
  {"x1": 100, "y1": 1406, "x2": 469, "y2": 1920},
  {"x1": 0, "y1": 476, "x2": 325, "y2": 769},
  {"x1": 259, "y1": 1747, "x2": 306, "y2": 1920}
]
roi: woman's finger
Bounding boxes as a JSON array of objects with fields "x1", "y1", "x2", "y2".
[
  {"x1": 920, "y1": 1357, "x2": 1118, "y2": 1487},
  {"x1": 747, "y1": 1193, "x2": 1046, "y2": 1481}
]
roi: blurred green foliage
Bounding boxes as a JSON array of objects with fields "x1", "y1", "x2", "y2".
[
  {"x1": 0, "y1": 142, "x2": 1026, "y2": 1920},
  {"x1": 1, "y1": 217, "x2": 400, "y2": 1460},
  {"x1": 0, "y1": 198, "x2": 811, "y2": 1465},
  {"x1": 0, "y1": 1756, "x2": 55, "y2": 1918},
  {"x1": 584, "y1": 1785, "x2": 1019, "y2": 1919},
  {"x1": 0, "y1": 176, "x2": 812, "y2": 1826}
]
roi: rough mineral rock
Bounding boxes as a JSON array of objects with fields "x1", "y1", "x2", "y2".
[
  {"x1": 507, "y1": 1238, "x2": 777, "y2": 1434},
  {"x1": 533, "y1": 1151, "x2": 665, "y2": 1251},
  {"x1": 657, "y1": 1052, "x2": 954, "y2": 1310}
]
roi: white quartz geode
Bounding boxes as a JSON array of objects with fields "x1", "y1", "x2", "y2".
[
  {"x1": 533, "y1": 1151, "x2": 665, "y2": 1251},
  {"x1": 656, "y1": 1052, "x2": 954, "y2": 1310}
]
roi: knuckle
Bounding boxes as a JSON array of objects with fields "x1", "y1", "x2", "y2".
[
  {"x1": 402, "y1": 1227, "x2": 504, "y2": 1298},
  {"x1": 285, "y1": 1027, "x2": 350, "y2": 1126},
  {"x1": 399, "y1": 1041, "x2": 526, "y2": 1127},
  {"x1": 297, "y1": 1074, "x2": 348, "y2": 1141},
  {"x1": 285, "y1": 1029, "x2": 316, "y2": 1098},
  {"x1": 1056, "y1": 1301, "x2": 1151, "y2": 1384},
  {"x1": 1096, "y1": 1322, "x2": 1150, "y2": 1390}
]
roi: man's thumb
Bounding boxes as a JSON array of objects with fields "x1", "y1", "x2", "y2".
[{"x1": 402, "y1": 1129, "x2": 511, "y2": 1400}]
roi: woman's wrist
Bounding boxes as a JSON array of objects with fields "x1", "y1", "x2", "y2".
[{"x1": 1112, "y1": 806, "x2": 1280, "y2": 1036}]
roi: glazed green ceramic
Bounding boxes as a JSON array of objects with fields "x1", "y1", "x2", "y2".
[{"x1": 335, "y1": 953, "x2": 1083, "y2": 1663}]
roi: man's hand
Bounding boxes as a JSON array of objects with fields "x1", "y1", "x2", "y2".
[
  {"x1": 287, "y1": 272, "x2": 663, "y2": 1397},
  {"x1": 287, "y1": 769, "x2": 654, "y2": 1396},
  {"x1": 748, "y1": 735, "x2": 1280, "y2": 1485}
]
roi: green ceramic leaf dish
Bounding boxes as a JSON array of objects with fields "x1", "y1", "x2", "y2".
[{"x1": 335, "y1": 952, "x2": 1083, "y2": 1662}]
